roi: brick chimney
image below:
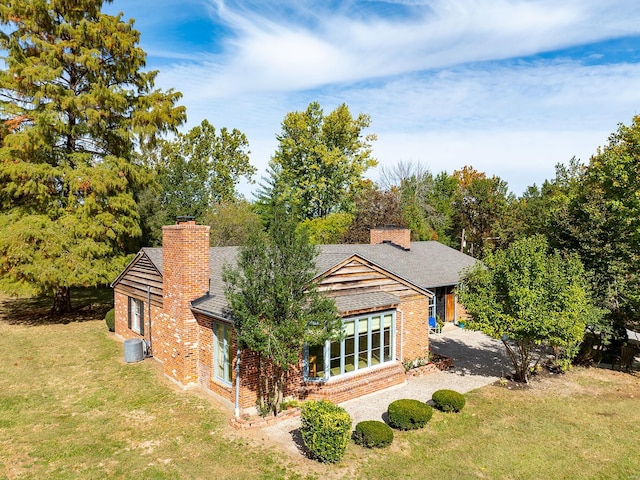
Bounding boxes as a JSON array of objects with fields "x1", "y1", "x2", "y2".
[
  {"x1": 160, "y1": 219, "x2": 210, "y2": 386},
  {"x1": 370, "y1": 226, "x2": 411, "y2": 251}
]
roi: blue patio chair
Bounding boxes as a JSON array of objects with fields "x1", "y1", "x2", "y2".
[{"x1": 428, "y1": 316, "x2": 441, "y2": 334}]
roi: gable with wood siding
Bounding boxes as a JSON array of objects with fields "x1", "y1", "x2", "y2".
[
  {"x1": 111, "y1": 251, "x2": 163, "y2": 308},
  {"x1": 316, "y1": 255, "x2": 431, "y2": 303}
]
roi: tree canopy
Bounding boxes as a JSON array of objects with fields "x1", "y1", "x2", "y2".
[
  {"x1": 0, "y1": 0, "x2": 185, "y2": 313},
  {"x1": 265, "y1": 102, "x2": 377, "y2": 221},
  {"x1": 458, "y1": 236, "x2": 600, "y2": 382},
  {"x1": 138, "y1": 119, "x2": 255, "y2": 244}
]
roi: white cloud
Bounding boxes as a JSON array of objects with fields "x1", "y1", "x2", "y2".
[
  {"x1": 155, "y1": 58, "x2": 640, "y2": 197},
  {"x1": 177, "y1": 0, "x2": 640, "y2": 96},
  {"x1": 135, "y1": 1, "x2": 640, "y2": 198}
]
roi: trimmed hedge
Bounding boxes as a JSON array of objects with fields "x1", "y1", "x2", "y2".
[
  {"x1": 387, "y1": 399, "x2": 433, "y2": 430},
  {"x1": 105, "y1": 308, "x2": 115, "y2": 332},
  {"x1": 300, "y1": 400, "x2": 352, "y2": 463},
  {"x1": 353, "y1": 420, "x2": 393, "y2": 448},
  {"x1": 432, "y1": 389, "x2": 466, "y2": 412}
]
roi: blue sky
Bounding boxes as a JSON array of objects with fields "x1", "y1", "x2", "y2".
[{"x1": 107, "y1": 0, "x2": 640, "y2": 197}]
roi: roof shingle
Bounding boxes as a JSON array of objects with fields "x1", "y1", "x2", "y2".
[{"x1": 137, "y1": 241, "x2": 476, "y2": 320}]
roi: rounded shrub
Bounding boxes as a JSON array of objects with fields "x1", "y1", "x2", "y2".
[
  {"x1": 432, "y1": 389, "x2": 466, "y2": 412},
  {"x1": 105, "y1": 308, "x2": 115, "y2": 332},
  {"x1": 300, "y1": 400, "x2": 352, "y2": 463},
  {"x1": 387, "y1": 399, "x2": 433, "y2": 430},
  {"x1": 353, "y1": 420, "x2": 393, "y2": 448}
]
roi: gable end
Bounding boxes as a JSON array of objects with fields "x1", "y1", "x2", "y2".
[
  {"x1": 316, "y1": 255, "x2": 431, "y2": 302},
  {"x1": 111, "y1": 251, "x2": 163, "y2": 308}
]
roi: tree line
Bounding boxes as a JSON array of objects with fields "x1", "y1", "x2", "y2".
[{"x1": 1, "y1": 0, "x2": 638, "y2": 364}]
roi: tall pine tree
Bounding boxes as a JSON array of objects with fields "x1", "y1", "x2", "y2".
[{"x1": 0, "y1": 0, "x2": 185, "y2": 313}]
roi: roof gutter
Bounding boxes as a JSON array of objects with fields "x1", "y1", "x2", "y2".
[{"x1": 189, "y1": 303, "x2": 234, "y2": 325}]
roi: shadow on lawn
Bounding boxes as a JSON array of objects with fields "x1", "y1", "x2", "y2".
[
  {"x1": 0, "y1": 287, "x2": 112, "y2": 326},
  {"x1": 430, "y1": 335, "x2": 513, "y2": 379}
]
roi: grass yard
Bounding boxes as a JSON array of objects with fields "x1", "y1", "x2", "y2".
[
  {"x1": 0, "y1": 293, "x2": 306, "y2": 480},
  {"x1": 1, "y1": 291, "x2": 639, "y2": 479}
]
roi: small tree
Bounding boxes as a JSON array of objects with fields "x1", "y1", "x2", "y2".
[
  {"x1": 458, "y1": 236, "x2": 600, "y2": 382},
  {"x1": 223, "y1": 211, "x2": 341, "y2": 414}
]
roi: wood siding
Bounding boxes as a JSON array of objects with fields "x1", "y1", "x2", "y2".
[
  {"x1": 113, "y1": 253, "x2": 163, "y2": 308},
  {"x1": 317, "y1": 258, "x2": 426, "y2": 301}
]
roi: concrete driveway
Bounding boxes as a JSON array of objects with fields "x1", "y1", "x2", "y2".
[{"x1": 340, "y1": 323, "x2": 512, "y2": 424}]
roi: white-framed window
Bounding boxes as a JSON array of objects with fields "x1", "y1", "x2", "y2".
[
  {"x1": 213, "y1": 322, "x2": 232, "y2": 385},
  {"x1": 128, "y1": 297, "x2": 144, "y2": 335},
  {"x1": 304, "y1": 311, "x2": 395, "y2": 381},
  {"x1": 428, "y1": 293, "x2": 436, "y2": 320}
]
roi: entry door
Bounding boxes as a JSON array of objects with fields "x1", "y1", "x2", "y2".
[{"x1": 445, "y1": 292, "x2": 455, "y2": 322}]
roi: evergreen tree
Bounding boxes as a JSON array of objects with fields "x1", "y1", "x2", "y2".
[
  {"x1": 223, "y1": 211, "x2": 341, "y2": 415},
  {"x1": 0, "y1": 0, "x2": 185, "y2": 313}
]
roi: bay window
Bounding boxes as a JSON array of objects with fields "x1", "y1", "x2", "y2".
[{"x1": 305, "y1": 311, "x2": 395, "y2": 381}]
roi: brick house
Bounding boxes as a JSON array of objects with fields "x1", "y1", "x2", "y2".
[{"x1": 111, "y1": 222, "x2": 475, "y2": 413}]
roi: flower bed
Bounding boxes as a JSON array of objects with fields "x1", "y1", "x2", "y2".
[
  {"x1": 404, "y1": 353, "x2": 454, "y2": 377},
  {"x1": 229, "y1": 407, "x2": 301, "y2": 430}
]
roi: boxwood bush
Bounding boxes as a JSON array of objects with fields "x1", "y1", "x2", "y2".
[
  {"x1": 300, "y1": 400, "x2": 352, "y2": 463},
  {"x1": 353, "y1": 420, "x2": 394, "y2": 448},
  {"x1": 432, "y1": 389, "x2": 466, "y2": 412},
  {"x1": 105, "y1": 308, "x2": 115, "y2": 332},
  {"x1": 387, "y1": 399, "x2": 433, "y2": 430}
]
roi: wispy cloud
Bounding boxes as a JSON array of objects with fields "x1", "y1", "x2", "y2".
[{"x1": 168, "y1": 0, "x2": 640, "y2": 96}]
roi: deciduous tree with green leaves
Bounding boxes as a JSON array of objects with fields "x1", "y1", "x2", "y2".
[
  {"x1": 222, "y1": 212, "x2": 341, "y2": 415},
  {"x1": 568, "y1": 117, "x2": 640, "y2": 333},
  {"x1": 202, "y1": 200, "x2": 262, "y2": 247},
  {"x1": 266, "y1": 101, "x2": 377, "y2": 221},
  {"x1": 138, "y1": 119, "x2": 255, "y2": 244},
  {"x1": 452, "y1": 166, "x2": 512, "y2": 258},
  {"x1": 0, "y1": 0, "x2": 185, "y2": 313},
  {"x1": 458, "y1": 236, "x2": 600, "y2": 382}
]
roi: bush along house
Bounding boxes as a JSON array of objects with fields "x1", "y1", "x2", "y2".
[{"x1": 111, "y1": 221, "x2": 476, "y2": 415}]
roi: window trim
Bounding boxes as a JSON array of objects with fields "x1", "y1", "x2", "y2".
[
  {"x1": 213, "y1": 322, "x2": 233, "y2": 386},
  {"x1": 127, "y1": 297, "x2": 144, "y2": 335},
  {"x1": 304, "y1": 310, "x2": 396, "y2": 381}
]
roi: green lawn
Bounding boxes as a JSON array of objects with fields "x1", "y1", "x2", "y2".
[{"x1": 1, "y1": 291, "x2": 639, "y2": 479}]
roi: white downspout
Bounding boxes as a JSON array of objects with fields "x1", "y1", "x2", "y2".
[
  {"x1": 234, "y1": 344, "x2": 241, "y2": 418},
  {"x1": 399, "y1": 310, "x2": 404, "y2": 362}
]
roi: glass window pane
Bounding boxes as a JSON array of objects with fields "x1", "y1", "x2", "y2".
[
  {"x1": 358, "y1": 318, "x2": 368, "y2": 369},
  {"x1": 344, "y1": 321, "x2": 355, "y2": 336},
  {"x1": 308, "y1": 344, "x2": 325, "y2": 379},
  {"x1": 330, "y1": 341, "x2": 341, "y2": 376},
  {"x1": 344, "y1": 336, "x2": 355, "y2": 372},
  {"x1": 358, "y1": 318, "x2": 368, "y2": 334},
  {"x1": 224, "y1": 325, "x2": 232, "y2": 382},
  {"x1": 383, "y1": 324, "x2": 392, "y2": 362},
  {"x1": 371, "y1": 316, "x2": 381, "y2": 330},
  {"x1": 216, "y1": 326, "x2": 225, "y2": 379},
  {"x1": 371, "y1": 328, "x2": 381, "y2": 365}
]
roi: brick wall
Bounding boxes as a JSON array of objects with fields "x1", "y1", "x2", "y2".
[
  {"x1": 370, "y1": 226, "x2": 411, "y2": 250},
  {"x1": 397, "y1": 296, "x2": 430, "y2": 361},
  {"x1": 160, "y1": 222, "x2": 210, "y2": 386},
  {"x1": 113, "y1": 290, "x2": 163, "y2": 348},
  {"x1": 299, "y1": 362, "x2": 406, "y2": 404}
]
